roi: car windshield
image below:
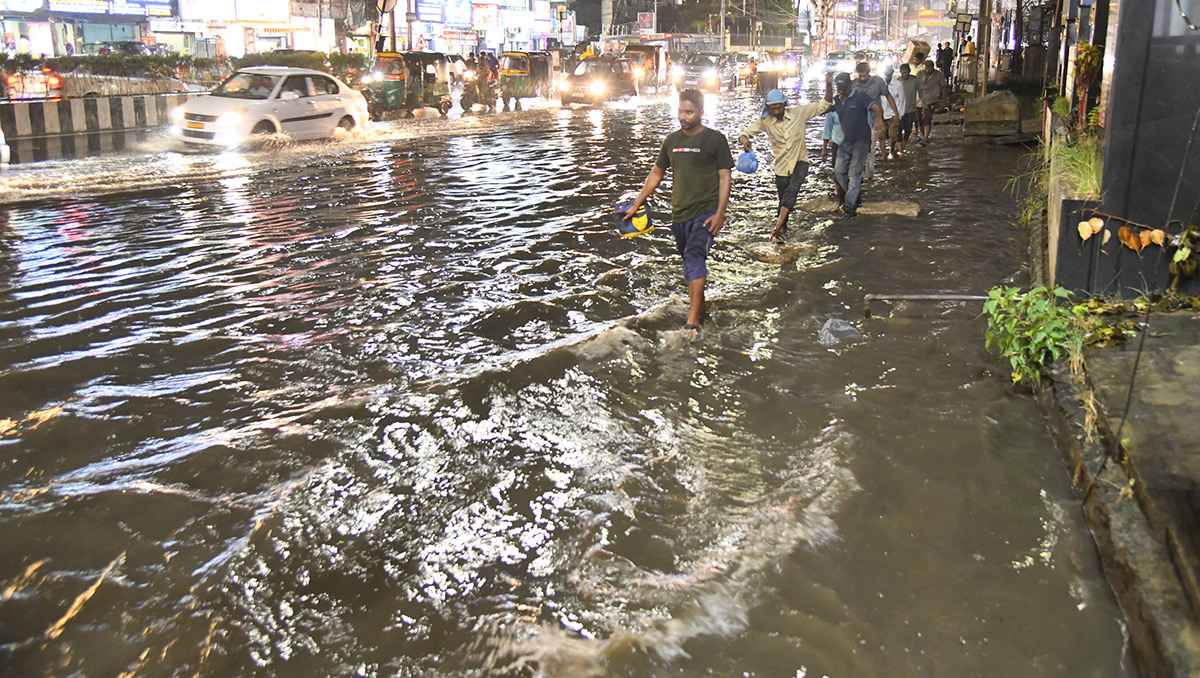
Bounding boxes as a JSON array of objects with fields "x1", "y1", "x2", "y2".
[
  {"x1": 213, "y1": 72, "x2": 281, "y2": 100},
  {"x1": 688, "y1": 54, "x2": 718, "y2": 67},
  {"x1": 624, "y1": 52, "x2": 645, "y2": 64},
  {"x1": 573, "y1": 60, "x2": 612, "y2": 76},
  {"x1": 500, "y1": 55, "x2": 528, "y2": 70},
  {"x1": 374, "y1": 57, "x2": 405, "y2": 76}
]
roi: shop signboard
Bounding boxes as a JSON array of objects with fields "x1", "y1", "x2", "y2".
[
  {"x1": 3, "y1": 0, "x2": 44, "y2": 12},
  {"x1": 112, "y1": 0, "x2": 172, "y2": 15},
  {"x1": 235, "y1": 0, "x2": 288, "y2": 23},
  {"x1": 180, "y1": 0, "x2": 235, "y2": 21},
  {"x1": 150, "y1": 19, "x2": 207, "y2": 33},
  {"x1": 499, "y1": 8, "x2": 530, "y2": 30},
  {"x1": 48, "y1": 0, "x2": 108, "y2": 12},
  {"x1": 445, "y1": 0, "x2": 472, "y2": 27},
  {"x1": 532, "y1": 0, "x2": 549, "y2": 21},
  {"x1": 416, "y1": 0, "x2": 444, "y2": 24},
  {"x1": 472, "y1": 3, "x2": 498, "y2": 31}
]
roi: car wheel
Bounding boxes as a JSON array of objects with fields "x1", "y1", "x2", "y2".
[
  {"x1": 252, "y1": 121, "x2": 276, "y2": 135},
  {"x1": 338, "y1": 116, "x2": 355, "y2": 130}
]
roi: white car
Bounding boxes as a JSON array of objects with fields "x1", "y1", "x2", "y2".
[{"x1": 170, "y1": 67, "x2": 369, "y2": 146}]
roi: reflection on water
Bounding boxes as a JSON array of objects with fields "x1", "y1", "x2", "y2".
[{"x1": 0, "y1": 88, "x2": 1135, "y2": 677}]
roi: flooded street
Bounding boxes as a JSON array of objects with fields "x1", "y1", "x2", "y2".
[{"x1": 0, "y1": 89, "x2": 1136, "y2": 677}]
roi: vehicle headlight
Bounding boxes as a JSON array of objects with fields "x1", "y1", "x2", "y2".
[
  {"x1": 672, "y1": 66, "x2": 682, "y2": 78},
  {"x1": 360, "y1": 74, "x2": 372, "y2": 84},
  {"x1": 170, "y1": 105, "x2": 185, "y2": 122},
  {"x1": 590, "y1": 80, "x2": 605, "y2": 95},
  {"x1": 633, "y1": 67, "x2": 643, "y2": 78},
  {"x1": 217, "y1": 110, "x2": 245, "y2": 126},
  {"x1": 560, "y1": 80, "x2": 570, "y2": 92}
]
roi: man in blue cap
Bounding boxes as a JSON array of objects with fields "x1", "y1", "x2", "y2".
[{"x1": 737, "y1": 72, "x2": 834, "y2": 242}]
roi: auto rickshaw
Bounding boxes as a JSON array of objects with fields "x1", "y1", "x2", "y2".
[
  {"x1": 364, "y1": 51, "x2": 451, "y2": 119},
  {"x1": 497, "y1": 51, "x2": 553, "y2": 111},
  {"x1": 622, "y1": 44, "x2": 665, "y2": 93},
  {"x1": 401, "y1": 51, "x2": 453, "y2": 117},
  {"x1": 362, "y1": 51, "x2": 408, "y2": 120}
]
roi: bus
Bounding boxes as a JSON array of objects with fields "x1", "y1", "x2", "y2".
[{"x1": 599, "y1": 33, "x2": 723, "y2": 57}]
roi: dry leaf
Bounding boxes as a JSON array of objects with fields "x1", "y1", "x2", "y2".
[
  {"x1": 1088, "y1": 217, "x2": 1105, "y2": 232},
  {"x1": 1140, "y1": 230, "x2": 1153, "y2": 247},
  {"x1": 1150, "y1": 229, "x2": 1166, "y2": 246},
  {"x1": 1078, "y1": 221, "x2": 1092, "y2": 241},
  {"x1": 1119, "y1": 226, "x2": 1142, "y2": 253},
  {"x1": 1102, "y1": 229, "x2": 1111, "y2": 244}
]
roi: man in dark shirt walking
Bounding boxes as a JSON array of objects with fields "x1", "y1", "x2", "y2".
[
  {"x1": 832, "y1": 72, "x2": 884, "y2": 218},
  {"x1": 624, "y1": 88, "x2": 734, "y2": 334}
]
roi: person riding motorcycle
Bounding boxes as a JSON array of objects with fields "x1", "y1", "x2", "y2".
[{"x1": 461, "y1": 52, "x2": 495, "y2": 112}]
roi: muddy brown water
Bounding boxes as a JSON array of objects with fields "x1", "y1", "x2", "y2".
[{"x1": 0, "y1": 90, "x2": 1137, "y2": 677}]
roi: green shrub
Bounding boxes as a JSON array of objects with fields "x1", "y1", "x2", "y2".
[{"x1": 984, "y1": 286, "x2": 1084, "y2": 384}]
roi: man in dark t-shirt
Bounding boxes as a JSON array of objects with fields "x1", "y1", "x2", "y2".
[
  {"x1": 624, "y1": 88, "x2": 733, "y2": 335},
  {"x1": 832, "y1": 72, "x2": 884, "y2": 218}
]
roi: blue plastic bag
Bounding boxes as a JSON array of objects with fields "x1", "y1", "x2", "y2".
[{"x1": 736, "y1": 151, "x2": 758, "y2": 174}]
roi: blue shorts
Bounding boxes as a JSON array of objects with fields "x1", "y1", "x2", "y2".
[{"x1": 671, "y1": 211, "x2": 715, "y2": 283}]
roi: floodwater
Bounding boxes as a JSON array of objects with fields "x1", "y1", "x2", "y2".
[{"x1": 0, "y1": 88, "x2": 1137, "y2": 677}]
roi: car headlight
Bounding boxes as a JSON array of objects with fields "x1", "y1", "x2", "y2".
[
  {"x1": 590, "y1": 80, "x2": 605, "y2": 95},
  {"x1": 560, "y1": 80, "x2": 570, "y2": 92},
  {"x1": 633, "y1": 66, "x2": 643, "y2": 78},
  {"x1": 217, "y1": 110, "x2": 245, "y2": 126},
  {"x1": 672, "y1": 66, "x2": 682, "y2": 78},
  {"x1": 170, "y1": 105, "x2": 185, "y2": 122}
]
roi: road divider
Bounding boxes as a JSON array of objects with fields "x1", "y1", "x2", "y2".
[{"x1": 0, "y1": 93, "x2": 203, "y2": 141}]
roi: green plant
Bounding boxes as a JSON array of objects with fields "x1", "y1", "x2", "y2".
[
  {"x1": 1052, "y1": 95, "x2": 1072, "y2": 120},
  {"x1": 1050, "y1": 132, "x2": 1103, "y2": 199},
  {"x1": 1005, "y1": 149, "x2": 1050, "y2": 227},
  {"x1": 984, "y1": 286, "x2": 1085, "y2": 384}
]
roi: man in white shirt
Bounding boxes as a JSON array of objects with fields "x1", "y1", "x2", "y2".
[{"x1": 879, "y1": 67, "x2": 905, "y2": 159}]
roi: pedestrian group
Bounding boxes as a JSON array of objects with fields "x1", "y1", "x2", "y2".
[{"x1": 622, "y1": 50, "x2": 952, "y2": 337}]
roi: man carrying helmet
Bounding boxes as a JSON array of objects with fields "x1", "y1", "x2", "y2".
[
  {"x1": 623, "y1": 88, "x2": 734, "y2": 337},
  {"x1": 736, "y1": 73, "x2": 834, "y2": 242}
]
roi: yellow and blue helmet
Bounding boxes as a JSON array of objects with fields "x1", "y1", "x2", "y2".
[{"x1": 613, "y1": 200, "x2": 654, "y2": 238}]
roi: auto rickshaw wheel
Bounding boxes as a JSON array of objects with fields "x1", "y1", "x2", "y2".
[{"x1": 439, "y1": 101, "x2": 451, "y2": 116}]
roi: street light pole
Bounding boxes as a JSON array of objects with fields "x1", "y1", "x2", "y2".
[{"x1": 720, "y1": 0, "x2": 726, "y2": 50}]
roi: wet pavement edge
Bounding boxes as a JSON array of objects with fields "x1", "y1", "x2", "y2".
[{"x1": 1039, "y1": 330, "x2": 1200, "y2": 677}]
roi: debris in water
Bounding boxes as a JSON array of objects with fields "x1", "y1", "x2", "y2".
[{"x1": 818, "y1": 318, "x2": 862, "y2": 346}]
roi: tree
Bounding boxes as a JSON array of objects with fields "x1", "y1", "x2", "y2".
[{"x1": 812, "y1": 0, "x2": 838, "y2": 55}]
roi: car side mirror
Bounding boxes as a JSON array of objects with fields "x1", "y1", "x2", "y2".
[{"x1": 279, "y1": 91, "x2": 299, "y2": 100}]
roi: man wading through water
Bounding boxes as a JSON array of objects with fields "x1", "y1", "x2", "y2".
[
  {"x1": 624, "y1": 88, "x2": 733, "y2": 337},
  {"x1": 736, "y1": 73, "x2": 834, "y2": 243}
]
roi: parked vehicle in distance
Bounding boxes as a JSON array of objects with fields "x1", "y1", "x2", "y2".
[
  {"x1": 673, "y1": 51, "x2": 736, "y2": 91},
  {"x1": 559, "y1": 55, "x2": 638, "y2": 105},
  {"x1": 5, "y1": 65, "x2": 186, "y2": 99},
  {"x1": 81, "y1": 40, "x2": 153, "y2": 56},
  {"x1": 169, "y1": 66, "x2": 368, "y2": 146}
]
